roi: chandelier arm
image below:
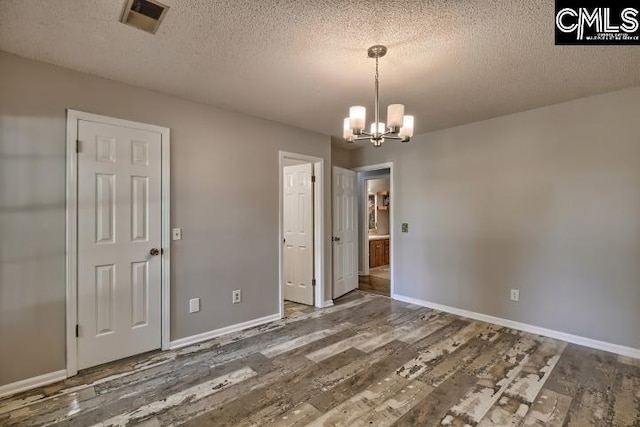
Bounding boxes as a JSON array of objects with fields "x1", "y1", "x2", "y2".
[
  {"x1": 353, "y1": 131, "x2": 373, "y2": 139},
  {"x1": 384, "y1": 135, "x2": 411, "y2": 142}
]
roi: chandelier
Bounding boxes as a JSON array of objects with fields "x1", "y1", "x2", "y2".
[{"x1": 343, "y1": 45, "x2": 414, "y2": 147}]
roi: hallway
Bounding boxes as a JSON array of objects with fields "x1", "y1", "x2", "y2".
[{"x1": 359, "y1": 265, "x2": 390, "y2": 296}]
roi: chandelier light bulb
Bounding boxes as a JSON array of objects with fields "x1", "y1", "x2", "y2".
[
  {"x1": 343, "y1": 118, "x2": 354, "y2": 141},
  {"x1": 370, "y1": 122, "x2": 386, "y2": 135},
  {"x1": 387, "y1": 104, "x2": 405, "y2": 129},
  {"x1": 399, "y1": 115, "x2": 414, "y2": 140},
  {"x1": 349, "y1": 106, "x2": 366, "y2": 131}
]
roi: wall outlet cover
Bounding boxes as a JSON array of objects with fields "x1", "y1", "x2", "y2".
[
  {"x1": 232, "y1": 290, "x2": 242, "y2": 304},
  {"x1": 510, "y1": 289, "x2": 520, "y2": 302},
  {"x1": 189, "y1": 297, "x2": 200, "y2": 313},
  {"x1": 401, "y1": 223, "x2": 409, "y2": 233}
]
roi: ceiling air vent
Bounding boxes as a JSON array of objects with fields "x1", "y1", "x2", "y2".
[{"x1": 120, "y1": 0, "x2": 169, "y2": 34}]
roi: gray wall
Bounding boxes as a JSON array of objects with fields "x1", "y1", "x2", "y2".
[
  {"x1": 352, "y1": 87, "x2": 640, "y2": 349},
  {"x1": 330, "y1": 139, "x2": 352, "y2": 169},
  {"x1": 0, "y1": 51, "x2": 332, "y2": 386}
]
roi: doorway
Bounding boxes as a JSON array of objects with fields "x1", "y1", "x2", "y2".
[
  {"x1": 65, "y1": 110, "x2": 170, "y2": 377},
  {"x1": 278, "y1": 152, "x2": 325, "y2": 316},
  {"x1": 354, "y1": 163, "x2": 394, "y2": 297}
]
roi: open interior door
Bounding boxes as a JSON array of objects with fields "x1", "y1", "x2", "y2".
[
  {"x1": 283, "y1": 163, "x2": 314, "y2": 305},
  {"x1": 332, "y1": 166, "x2": 358, "y2": 298}
]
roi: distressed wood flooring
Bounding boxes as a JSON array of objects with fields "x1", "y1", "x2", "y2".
[
  {"x1": 1, "y1": 291, "x2": 638, "y2": 426},
  {"x1": 359, "y1": 270, "x2": 390, "y2": 296}
]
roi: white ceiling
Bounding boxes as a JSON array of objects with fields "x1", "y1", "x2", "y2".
[{"x1": 1, "y1": 0, "x2": 639, "y2": 147}]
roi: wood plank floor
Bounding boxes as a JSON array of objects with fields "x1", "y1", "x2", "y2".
[
  {"x1": 359, "y1": 271, "x2": 390, "y2": 296},
  {"x1": 1, "y1": 291, "x2": 638, "y2": 426}
]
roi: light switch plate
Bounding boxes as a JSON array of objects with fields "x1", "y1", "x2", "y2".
[
  {"x1": 172, "y1": 228, "x2": 182, "y2": 240},
  {"x1": 189, "y1": 298, "x2": 200, "y2": 313}
]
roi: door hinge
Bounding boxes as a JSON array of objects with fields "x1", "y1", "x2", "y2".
[
  {"x1": 76, "y1": 140, "x2": 82, "y2": 153},
  {"x1": 75, "y1": 324, "x2": 79, "y2": 337},
  {"x1": 311, "y1": 175, "x2": 316, "y2": 183},
  {"x1": 312, "y1": 279, "x2": 316, "y2": 287}
]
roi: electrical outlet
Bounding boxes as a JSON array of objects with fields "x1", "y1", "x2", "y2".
[
  {"x1": 189, "y1": 298, "x2": 200, "y2": 313},
  {"x1": 510, "y1": 289, "x2": 520, "y2": 302},
  {"x1": 232, "y1": 290, "x2": 242, "y2": 304},
  {"x1": 401, "y1": 223, "x2": 409, "y2": 233},
  {"x1": 172, "y1": 228, "x2": 182, "y2": 240}
]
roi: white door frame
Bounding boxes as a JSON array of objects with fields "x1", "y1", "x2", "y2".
[
  {"x1": 353, "y1": 162, "x2": 394, "y2": 297},
  {"x1": 278, "y1": 151, "x2": 325, "y2": 316},
  {"x1": 65, "y1": 109, "x2": 171, "y2": 377}
]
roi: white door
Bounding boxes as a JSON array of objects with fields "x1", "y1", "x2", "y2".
[
  {"x1": 283, "y1": 163, "x2": 314, "y2": 305},
  {"x1": 77, "y1": 119, "x2": 162, "y2": 369},
  {"x1": 333, "y1": 167, "x2": 358, "y2": 298}
]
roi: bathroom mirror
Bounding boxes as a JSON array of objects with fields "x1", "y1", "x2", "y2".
[{"x1": 368, "y1": 193, "x2": 377, "y2": 230}]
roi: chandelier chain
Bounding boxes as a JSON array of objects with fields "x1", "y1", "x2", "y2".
[{"x1": 375, "y1": 55, "x2": 379, "y2": 81}]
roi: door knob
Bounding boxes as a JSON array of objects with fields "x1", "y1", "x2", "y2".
[
  {"x1": 150, "y1": 248, "x2": 160, "y2": 256},
  {"x1": 333, "y1": 237, "x2": 341, "y2": 242}
]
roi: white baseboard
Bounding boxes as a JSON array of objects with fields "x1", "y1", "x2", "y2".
[
  {"x1": 169, "y1": 313, "x2": 281, "y2": 350},
  {"x1": 0, "y1": 369, "x2": 67, "y2": 399},
  {"x1": 324, "y1": 300, "x2": 334, "y2": 307},
  {"x1": 392, "y1": 293, "x2": 640, "y2": 360}
]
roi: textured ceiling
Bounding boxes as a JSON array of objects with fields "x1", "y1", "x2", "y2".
[{"x1": 1, "y1": 0, "x2": 639, "y2": 147}]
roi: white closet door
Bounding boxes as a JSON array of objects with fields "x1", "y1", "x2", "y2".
[{"x1": 77, "y1": 119, "x2": 162, "y2": 369}]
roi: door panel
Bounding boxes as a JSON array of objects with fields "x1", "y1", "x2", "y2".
[
  {"x1": 95, "y1": 173, "x2": 115, "y2": 244},
  {"x1": 333, "y1": 167, "x2": 358, "y2": 298},
  {"x1": 95, "y1": 264, "x2": 115, "y2": 335},
  {"x1": 283, "y1": 163, "x2": 314, "y2": 305},
  {"x1": 131, "y1": 176, "x2": 149, "y2": 241},
  {"x1": 77, "y1": 119, "x2": 162, "y2": 370},
  {"x1": 131, "y1": 261, "x2": 149, "y2": 327}
]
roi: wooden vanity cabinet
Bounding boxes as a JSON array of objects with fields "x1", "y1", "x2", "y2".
[
  {"x1": 384, "y1": 239, "x2": 389, "y2": 265},
  {"x1": 369, "y1": 238, "x2": 390, "y2": 268}
]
